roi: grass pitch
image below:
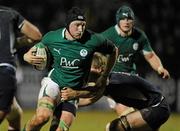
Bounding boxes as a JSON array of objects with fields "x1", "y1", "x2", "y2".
[{"x1": 0, "y1": 110, "x2": 179, "y2": 131}]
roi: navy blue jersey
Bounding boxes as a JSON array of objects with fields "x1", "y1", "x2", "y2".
[{"x1": 0, "y1": 6, "x2": 24, "y2": 66}]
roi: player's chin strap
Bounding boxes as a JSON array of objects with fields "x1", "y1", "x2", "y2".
[{"x1": 65, "y1": 28, "x2": 81, "y2": 41}]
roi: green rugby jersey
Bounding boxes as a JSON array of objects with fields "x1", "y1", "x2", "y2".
[
  {"x1": 101, "y1": 25, "x2": 153, "y2": 74},
  {"x1": 37, "y1": 28, "x2": 114, "y2": 89}
]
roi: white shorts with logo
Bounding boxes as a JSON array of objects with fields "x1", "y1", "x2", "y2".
[{"x1": 38, "y1": 77, "x2": 61, "y2": 104}]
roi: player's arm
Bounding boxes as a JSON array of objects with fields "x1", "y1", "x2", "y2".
[
  {"x1": 20, "y1": 20, "x2": 42, "y2": 41},
  {"x1": 16, "y1": 20, "x2": 42, "y2": 47},
  {"x1": 61, "y1": 85, "x2": 105, "y2": 107},
  {"x1": 78, "y1": 93, "x2": 103, "y2": 107},
  {"x1": 60, "y1": 87, "x2": 92, "y2": 101},
  {"x1": 144, "y1": 51, "x2": 170, "y2": 79}
]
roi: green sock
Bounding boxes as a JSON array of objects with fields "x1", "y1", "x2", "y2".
[{"x1": 21, "y1": 124, "x2": 26, "y2": 131}]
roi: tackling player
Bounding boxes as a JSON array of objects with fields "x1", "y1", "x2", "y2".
[{"x1": 0, "y1": 5, "x2": 42, "y2": 131}]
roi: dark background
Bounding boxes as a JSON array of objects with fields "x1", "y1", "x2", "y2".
[
  {"x1": 0, "y1": 0, "x2": 179, "y2": 111},
  {"x1": 1, "y1": 0, "x2": 179, "y2": 79}
]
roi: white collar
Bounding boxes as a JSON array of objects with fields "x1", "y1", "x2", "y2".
[
  {"x1": 115, "y1": 24, "x2": 121, "y2": 35},
  {"x1": 62, "y1": 28, "x2": 66, "y2": 39}
]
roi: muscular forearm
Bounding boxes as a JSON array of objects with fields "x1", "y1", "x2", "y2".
[
  {"x1": 21, "y1": 20, "x2": 42, "y2": 41},
  {"x1": 145, "y1": 52, "x2": 163, "y2": 72},
  {"x1": 75, "y1": 90, "x2": 92, "y2": 98},
  {"x1": 78, "y1": 87, "x2": 105, "y2": 107},
  {"x1": 61, "y1": 85, "x2": 98, "y2": 101},
  {"x1": 145, "y1": 52, "x2": 170, "y2": 78}
]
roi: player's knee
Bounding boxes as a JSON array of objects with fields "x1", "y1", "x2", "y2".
[
  {"x1": 36, "y1": 113, "x2": 50, "y2": 125},
  {"x1": 108, "y1": 116, "x2": 131, "y2": 131},
  {"x1": 157, "y1": 98, "x2": 171, "y2": 126}
]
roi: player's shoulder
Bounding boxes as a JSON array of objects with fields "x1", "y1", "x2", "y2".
[
  {"x1": 85, "y1": 29, "x2": 103, "y2": 38},
  {"x1": 42, "y1": 28, "x2": 64, "y2": 42},
  {"x1": 44, "y1": 28, "x2": 63, "y2": 36},
  {"x1": 101, "y1": 26, "x2": 116, "y2": 38},
  {"x1": 133, "y1": 27, "x2": 146, "y2": 36},
  {"x1": 91, "y1": 31, "x2": 107, "y2": 42},
  {"x1": 0, "y1": 6, "x2": 22, "y2": 19},
  {"x1": 82, "y1": 29, "x2": 104, "y2": 41},
  {"x1": 102, "y1": 26, "x2": 114, "y2": 33},
  {"x1": 81, "y1": 30, "x2": 108, "y2": 46},
  {"x1": 0, "y1": 6, "x2": 16, "y2": 14},
  {"x1": 0, "y1": 6, "x2": 11, "y2": 11},
  {"x1": 132, "y1": 27, "x2": 148, "y2": 39}
]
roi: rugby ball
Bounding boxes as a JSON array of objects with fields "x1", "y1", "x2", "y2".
[{"x1": 34, "y1": 43, "x2": 47, "y2": 70}]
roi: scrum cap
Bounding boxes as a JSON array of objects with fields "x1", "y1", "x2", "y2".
[
  {"x1": 116, "y1": 5, "x2": 135, "y2": 23},
  {"x1": 65, "y1": 7, "x2": 86, "y2": 29}
]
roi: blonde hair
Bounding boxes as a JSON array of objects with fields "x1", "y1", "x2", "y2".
[{"x1": 91, "y1": 52, "x2": 107, "y2": 72}]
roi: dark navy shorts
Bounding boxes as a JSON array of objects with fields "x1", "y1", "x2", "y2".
[
  {"x1": 0, "y1": 66, "x2": 17, "y2": 113},
  {"x1": 53, "y1": 101, "x2": 77, "y2": 117},
  {"x1": 140, "y1": 97, "x2": 170, "y2": 130}
]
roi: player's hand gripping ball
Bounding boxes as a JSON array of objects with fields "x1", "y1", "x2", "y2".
[{"x1": 34, "y1": 43, "x2": 47, "y2": 70}]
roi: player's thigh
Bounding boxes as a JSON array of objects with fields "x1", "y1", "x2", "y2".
[
  {"x1": 126, "y1": 110, "x2": 152, "y2": 131},
  {"x1": 38, "y1": 77, "x2": 60, "y2": 103},
  {"x1": 140, "y1": 97, "x2": 170, "y2": 130}
]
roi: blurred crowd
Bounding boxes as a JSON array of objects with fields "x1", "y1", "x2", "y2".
[{"x1": 0, "y1": 0, "x2": 179, "y2": 79}]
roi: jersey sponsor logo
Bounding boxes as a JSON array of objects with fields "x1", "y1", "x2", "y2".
[
  {"x1": 133, "y1": 43, "x2": 139, "y2": 50},
  {"x1": 60, "y1": 57, "x2": 80, "y2": 69},
  {"x1": 80, "y1": 49, "x2": 88, "y2": 57},
  {"x1": 117, "y1": 54, "x2": 133, "y2": 62},
  {"x1": 53, "y1": 48, "x2": 61, "y2": 55}
]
